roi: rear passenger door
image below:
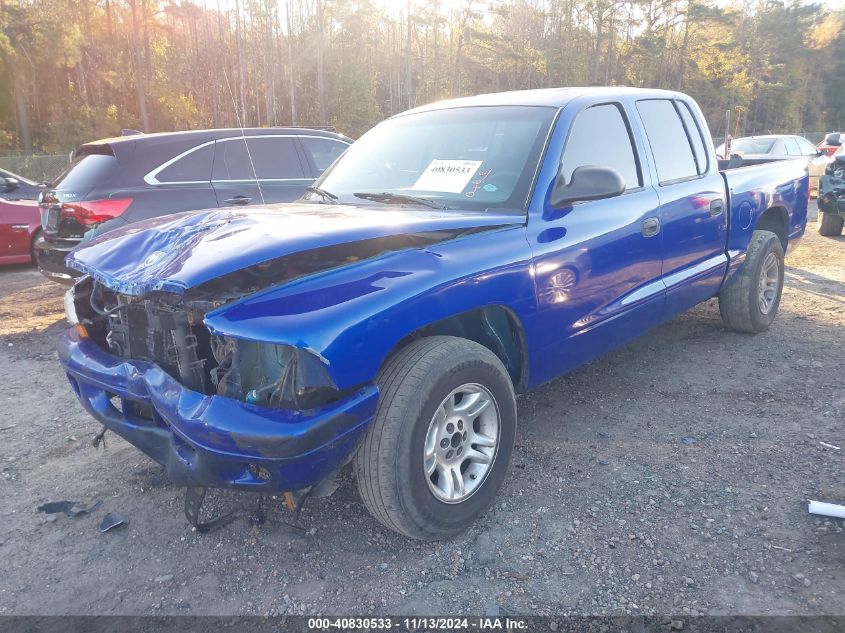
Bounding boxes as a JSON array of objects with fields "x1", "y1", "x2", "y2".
[
  {"x1": 211, "y1": 136, "x2": 313, "y2": 206},
  {"x1": 635, "y1": 98, "x2": 728, "y2": 315},
  {"x1": 138, "y1": 142, "x2": 219, "y2": 221}
]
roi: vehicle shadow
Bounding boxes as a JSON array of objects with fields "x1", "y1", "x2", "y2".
[{"x1": 784, "y1": 266, "x2": 845, "y2": 305}]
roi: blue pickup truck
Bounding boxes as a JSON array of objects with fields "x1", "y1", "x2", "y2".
[{"x1": 59, "y1": 88, "x2": 808, "y2": 539}]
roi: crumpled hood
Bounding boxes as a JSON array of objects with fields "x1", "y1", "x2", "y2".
[{"x1": 67, "y1": 203, "x2": 521, "y2": 296}]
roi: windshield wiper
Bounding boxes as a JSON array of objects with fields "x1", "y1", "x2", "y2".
[
  {"x1": 353, "y1": 191, "x2": 447, "y2": 209},
  {"x1": 306, "y1": 185, "x2": 338, "y2": 202}
]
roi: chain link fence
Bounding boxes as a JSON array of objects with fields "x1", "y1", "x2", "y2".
[{"x1": 0, "y1": 153, "x2": 71, "y2": 184}]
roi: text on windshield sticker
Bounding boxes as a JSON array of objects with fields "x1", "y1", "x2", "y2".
[{"x1": 411, "y1": 159, "x2": 483, "y2": 193}]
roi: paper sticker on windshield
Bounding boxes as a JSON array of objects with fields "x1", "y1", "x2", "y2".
[{"x1": 411, "y1": 159, "x2": 483, "y2": 193}]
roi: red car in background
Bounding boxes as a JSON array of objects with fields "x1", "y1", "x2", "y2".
[
  {"x1": 818, "y1": 132, "x2": 843, "y2": 156},
  {"x1": 0, "y1": 198, "x2": 41, "y2": 265}
]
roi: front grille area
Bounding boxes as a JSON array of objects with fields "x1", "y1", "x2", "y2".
[{"x1": 101, "y1": 293, "x2": 217, "y2": 394}]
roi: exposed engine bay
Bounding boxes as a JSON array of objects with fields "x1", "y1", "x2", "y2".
[
  {"x1": 819, "y1": 157, "x2": 845, "y2": 217},
  {"x1": 69, "y1": 229, "x2": 483, "y2": 410}
]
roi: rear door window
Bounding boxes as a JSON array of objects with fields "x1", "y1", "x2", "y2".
[
  {"x1": 212, "y1": 137, "x2": 307, "y2": 181},
  {"x1": 797, "y1": 138, "x2": 819, "y2": 156},
  {"x1": 676, "y1": 102, "x2": 708, "y2": 174},
  {"x1": 636, "y1": 99, "x2": 698, "y2": 184},
  {"x1": 301, "y1": 137, "x2": 349, "y2": 174},
  {"x1": 156, "y1": 144, "x2": 214, "y2": 183},
  {"x1": 730, "y1": 138, "x2": 776, "y2": 154},
  {"x1": 783, "y1": 139, "x2": 801, "y2": 156},
  {"x1": 561, "y1": 103, "x2": 641, "y2": 189}
]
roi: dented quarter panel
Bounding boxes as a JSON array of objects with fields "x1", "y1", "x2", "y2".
[{"x1": 203, "y1": 225, "x2": 539, "y2": 390}]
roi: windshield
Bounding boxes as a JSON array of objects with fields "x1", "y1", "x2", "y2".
[
  {"x1": 730, "y1": 138, "x2": 776, "y2": 155},
  {"x1": 312, "y1": 105, "x2": 557, "y2": 211}
]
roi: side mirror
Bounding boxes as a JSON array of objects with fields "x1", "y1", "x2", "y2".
[
  {"x1": 550, "y1": 165, "x2": 625, "y2": 208},
  {"x1": 2, "y1": 177, "x2": 19, "y2": 192}
]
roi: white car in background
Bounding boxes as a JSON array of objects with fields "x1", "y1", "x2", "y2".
[{"x1": 715, "y1": 134, "x2": 828, "y2": 196}]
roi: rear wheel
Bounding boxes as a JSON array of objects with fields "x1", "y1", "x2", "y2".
[
  {"x1": 818, "y1": 211, "x2": 844, "y2": 236},
  {"x1": 354, "y1": 336, "x2": 516, "y2": 540},
  {"x1": 719, "y1": 230, "x2": 784, "y2": 333},
  {"x1": 30, "y1": 229, "x2": 43, "y2": 265}
]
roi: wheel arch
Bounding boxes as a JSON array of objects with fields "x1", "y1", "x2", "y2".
[
  {"x1": 754, "y1": 206, "x2": 788, "y2": 251},
  {"x1": 382, "y1": 305, "x2": 530, "y2": 392}
]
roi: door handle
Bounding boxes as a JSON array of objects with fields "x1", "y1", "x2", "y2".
[
  {"x1": 710, "y1": 199, "x2": 724, "y2": 216},
  {"x1": 641, "y1": 216, "x2": 660, "y2": 237},
  {"x1": 224, "y1": 196, "x2": 252, "y2": 205}
]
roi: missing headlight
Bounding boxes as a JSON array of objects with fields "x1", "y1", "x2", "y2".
[{"x1": 210, "y1": 337, "x2": 339, "y2": 410}]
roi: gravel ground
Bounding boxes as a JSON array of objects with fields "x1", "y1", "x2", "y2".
[{"x1": 0, "y1": 216, "x2": 843, "y2": 617}]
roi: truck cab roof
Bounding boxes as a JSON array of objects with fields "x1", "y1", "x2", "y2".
[{"x1": 402, "y1": 86, "x2": 688, "y2": 116}]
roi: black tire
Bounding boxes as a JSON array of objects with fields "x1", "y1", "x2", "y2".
[
  {"x1": 354, "y1": 336, "x2": 517, "y2": 540},
  {"x1": 718, "y1": 230, "x2": 784, "y2": 333},
  {"x1": 818, "y1": 211, "x2": 844, "y2": 236},
  {"x1": 30, "y1": 229, "x2": 42, "y2": 265}
]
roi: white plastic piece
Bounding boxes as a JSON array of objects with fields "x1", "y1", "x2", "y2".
[
  {"x1": 808, "y1": 500, "x2": 845, "y2": 519},
  {"x1": 64, "y1": 288, "x2": 78, "y2": 325},
  {"x1": 819, "y1": 441, "x2": 841, "y2": 450}
]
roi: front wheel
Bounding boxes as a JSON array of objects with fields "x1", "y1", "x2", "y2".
[
  {"x1": 354, "y1": 336, "x2": 516, "y2": 540},
  {"x1": 719, "y1": 229, "x2": 784, "y2": 333}
]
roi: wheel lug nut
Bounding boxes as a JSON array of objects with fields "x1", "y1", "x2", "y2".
[
  {"x1": 446, "y1": 449, "x2": 454, "y2": 459},
  {"x1": 458, "y1": 420, "x2": 463, "y2": 430},
  {"x1": 440, "y1": 438, "x2": 449, "y2": 449},
  {"x1": 457, "y1": 446, "x2": 463, "y2": 456},
  {"x1": 463, "y1": 431, "x2": 467, "y2": 441},
  {"x1": 446, "y1": 422, "x2": 454, "y2": 433}
]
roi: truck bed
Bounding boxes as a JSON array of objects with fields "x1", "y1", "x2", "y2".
[{"x1": 720, "y1": 157, "x2": 809, "y2": 281}]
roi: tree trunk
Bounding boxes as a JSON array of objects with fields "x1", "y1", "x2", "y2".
[
  {"x1": 129, "y1": 0, "x2": 151, "y2": 132},
  {"x1": 13, "y1": 66, "x2": 32, "y2": 153},
  {"x1": 406, "y1": 0, "x2": 413, "y2": 109},
  {"x1": 317, "y1": 0, "x2": 326, "y2": 124},
  {"x1": 287, "y1": 0, "x2": 297, "y2": 125}
]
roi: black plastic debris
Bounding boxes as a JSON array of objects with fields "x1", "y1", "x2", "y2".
[
  {"x1": 92, "y1": 426, "x2": 109, "y2": 449},
  {"x1": 37, "y1": 499, "x2": 102, "y2": 518},
  {"x1": 184, "y1": 486, "x2": 237, "y2": 533},
  {"x1": 99, "y1": 512, "x2": 129, "y2": 533}
]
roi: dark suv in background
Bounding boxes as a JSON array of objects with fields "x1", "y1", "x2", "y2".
[{"x1": 36, "y1": 127, "x2": 351, "y2": 282}]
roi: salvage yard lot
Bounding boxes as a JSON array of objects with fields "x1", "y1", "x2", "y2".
[{"x1": 1, "y1": 218, "x2": 843, "y2": 617}]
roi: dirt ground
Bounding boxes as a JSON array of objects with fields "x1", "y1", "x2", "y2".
[{"x1": 0, "y1": 214, "x2": 843, "y2": 618}]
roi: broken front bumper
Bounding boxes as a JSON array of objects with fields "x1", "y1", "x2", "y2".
[
  {"x1": 58, "y1": 326, "x2": 379, "y2": 492},
  {"x1": 818, "y1": 175, "x2": 845, "y2": 215}
]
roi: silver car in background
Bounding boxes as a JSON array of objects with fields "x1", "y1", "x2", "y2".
[{"x1": 715, "y1": 134, "x2": 828, "y2": 196}]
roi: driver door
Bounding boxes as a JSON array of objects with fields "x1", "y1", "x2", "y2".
[{"x1": 527, "y1": 101, "x2": 665, "y2": 382}]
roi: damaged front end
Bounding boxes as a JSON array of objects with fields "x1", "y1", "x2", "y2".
[
  {"x1": 59, "y1": 271, "x2": 380, "y2": 503},
  {"x1": 57, "y1": 205, "x2": 520, "y2": 527},
  {"x1": 72, "y1": 275, "x2": 344, "y2": 411},
  {"x1": 212, "y1": 337, "x2": 339, "y2": 410},
  {"x1": 818, "y1": 158, "x2": 845, "y2": 220}
]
